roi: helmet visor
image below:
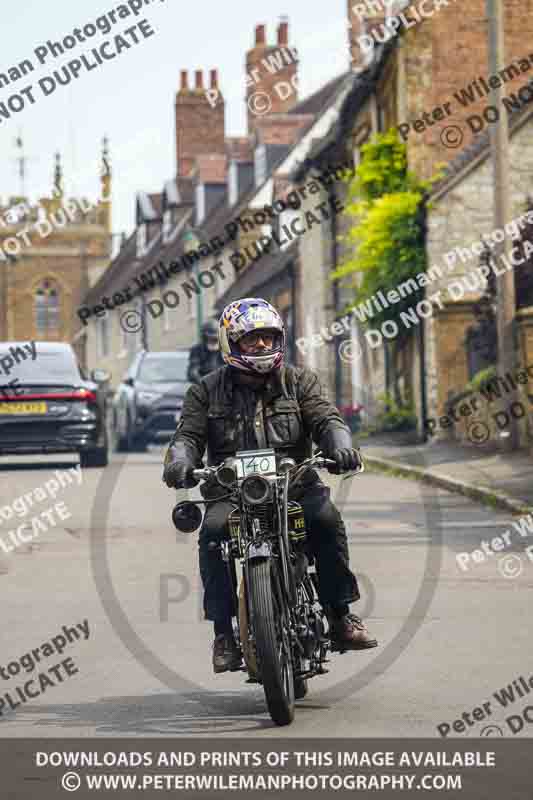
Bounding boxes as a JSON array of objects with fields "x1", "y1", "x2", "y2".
[{"x1": 238, "y1": 329, "x2": 281, "y2": 353}]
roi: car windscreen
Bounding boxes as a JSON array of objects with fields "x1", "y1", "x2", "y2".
[
  {"x1": 0, "y1": 348, "x2": 82, "y2": 383},
  {"x1": 137, "y1": 354, "x2": 189, "y2": 383}
]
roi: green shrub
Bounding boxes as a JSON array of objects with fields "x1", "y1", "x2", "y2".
[
  {"x1": 466, "y1": 365, "x2": 497, "y2": 394},
  {"x1": 373, "y1": 392, "x2": 417, "y2": 432}
]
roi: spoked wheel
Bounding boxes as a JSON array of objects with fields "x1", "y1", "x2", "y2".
[{"x1": 248, "y1": 559, "x2": 295, "y2": 726}]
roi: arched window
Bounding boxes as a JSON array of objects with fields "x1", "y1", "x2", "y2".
[{"x1": 35, "y1": 280, "x2": 60, "y2": 334}]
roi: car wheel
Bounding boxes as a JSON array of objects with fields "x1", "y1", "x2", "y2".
[{"x1": 80, "y1": 447, "x2": 108, "y2": 468}]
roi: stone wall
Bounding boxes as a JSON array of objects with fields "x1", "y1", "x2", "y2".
[{"x1": 424, "y1": 111, "x2": 533, "y2": 446}]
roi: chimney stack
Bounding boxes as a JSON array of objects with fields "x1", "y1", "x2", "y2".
[
  {"x1": 277, "y1": 18, "x2": 289, "y2": 45},
  {"x1": 245, "y1": 19, "x2": 299, "y2": 134},
  {"x1": 175, "y1": 69, "x2": 226, "y2": 177},
  {"x1": 255, "y1": 24, "x2": 267, "y2": 46}
]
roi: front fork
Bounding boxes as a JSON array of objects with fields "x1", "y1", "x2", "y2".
[{"x1": 219, "y1": 541, "x2": 240, "y2": 644}]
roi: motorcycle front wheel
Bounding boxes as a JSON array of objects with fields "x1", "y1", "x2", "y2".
[{"x1": 248, "y1": 559, "x2": 295, "y2": 726}]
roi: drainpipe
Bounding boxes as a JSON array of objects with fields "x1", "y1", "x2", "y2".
[
  {"x1": 330, "y1": 182, "x2": 342, "y2": 408},
  {"x1": 419, "y1": 197, "x2": 429, "y2": 442},
  {"x1": 419, "y1": 321, "x2": 428, "y2": 443},
  {"x1": 289, "y1": 259, "x2": 297, "y2": 364}
]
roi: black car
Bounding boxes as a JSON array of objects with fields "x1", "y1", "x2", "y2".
[
  {"x1": 0, "y1": 341, "x2": 109, "y2": 468},
  {"x1": 112, "y1": 349, "x2": 190, "y2": 451}
]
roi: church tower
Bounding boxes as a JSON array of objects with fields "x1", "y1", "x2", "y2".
[{"x1": 0, "y1": 143, "x2": 112, "y2": 368}]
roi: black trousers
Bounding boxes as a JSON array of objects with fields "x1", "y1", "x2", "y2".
[{"x1": 198, "y1": 485, "x2": 360, "y2": 623}]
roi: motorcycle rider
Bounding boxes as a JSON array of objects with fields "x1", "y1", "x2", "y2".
[
  {"x1": 187, "y1": 319, "x2": 224, "y2": 384},
  {"x1": 163, "y1": 298, "x2": 377, "y2": 673}
]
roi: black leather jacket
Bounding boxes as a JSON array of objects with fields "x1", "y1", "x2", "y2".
[{"x1": 165, "y1": 364, "x2": 354, "y2": 497}]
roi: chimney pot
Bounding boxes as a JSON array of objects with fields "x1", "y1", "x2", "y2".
[
  {"x1": 180, "y1": 70, "x2": 188, "y2": 90},
  {"x1": 210, "y1": 69, "x2": 218, "y2": 89},
  {"x1": 255, "y1": 24, "x2": 266, "y2": 46},
  {"x1": 195, "y1": 70, "x2": 204, "y2": 89},
  {"x1": 277, "y1": 19, "x2": 289, "y2": 45}
]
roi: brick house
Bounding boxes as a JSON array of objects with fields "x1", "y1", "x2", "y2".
[
  {"x1": 80, "y1": 19, "x2": 356, "y2": 400},
  {"x1": 288, "y1": 0, "x2": 533, "y2": 434}
]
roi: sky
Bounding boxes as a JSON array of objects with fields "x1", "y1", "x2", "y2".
[{"x1": 0, "y1": 0, "x2": 351, "y2": 240}]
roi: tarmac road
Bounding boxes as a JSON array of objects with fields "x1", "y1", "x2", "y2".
[{"x1": 0, "y1": 448, "x2": 532, "y2": 738}]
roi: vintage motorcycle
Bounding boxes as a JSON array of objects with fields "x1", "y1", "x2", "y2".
[{"x1": 171, "y1": 448, "x2": 364, "y2": 726}]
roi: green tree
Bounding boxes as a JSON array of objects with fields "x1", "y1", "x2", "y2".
[{"x1": 334, "y1": 130, "x2": 439, "y2": 404}]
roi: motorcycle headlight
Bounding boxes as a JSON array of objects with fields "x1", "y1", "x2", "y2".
[
  {"x1": 172, "y1": 501, "x2": 203, "y2": 533},
  {"x1": 242, "y1": 474, "x2": 271, "y2": 505}
]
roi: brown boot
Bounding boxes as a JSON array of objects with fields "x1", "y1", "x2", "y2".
[
  {"x1": 329, "y1": 613, "x2": 378, "y2": 651},
  {"x1": 212, "y1": 634, "x2": 242, "y2": 673}
]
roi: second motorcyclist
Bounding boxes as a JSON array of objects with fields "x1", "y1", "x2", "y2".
[{"x1": 187, "y1": 319, "x2": 224, "y2": 384}]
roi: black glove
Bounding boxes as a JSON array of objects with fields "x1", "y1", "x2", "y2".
[
  {"x1": 328, "y1": 447, "x2": 362, "y2": 474},
  {"x1": 162, "y1": 460, "x2": 198, "y2": 489},
  {"x1": 321, "y1": 427, "x2": 362, "y2": 475}
]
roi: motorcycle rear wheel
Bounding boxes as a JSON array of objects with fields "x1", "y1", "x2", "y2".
[{"x1": 248, "y1": 559, "x2": 295, "y2": 726}]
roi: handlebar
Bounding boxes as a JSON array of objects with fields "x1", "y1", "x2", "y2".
[
  {"x1": 192, "y1": 466, "x2": 216, "y2": 481},
  {"x1": 191, "y1": 454, "x2": 363, "y2": 482}
]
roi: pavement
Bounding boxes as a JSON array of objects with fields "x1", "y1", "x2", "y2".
[{"x1": 361, "y1": 434, "x2": 533, "y2": 515}]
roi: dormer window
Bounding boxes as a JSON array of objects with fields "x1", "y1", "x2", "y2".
[
  {"x1": 195, "y1": 184, "x2": 205, "y2": 225},
  {"x1": 229, "y1": 162, "x2": 239, "y2": 206},
  {"x1": 136, "y1": 224, "x2": 146, "y2": 258},
  {"x1": 254, "y1": 144, "x2": 267, "y2": 188}
]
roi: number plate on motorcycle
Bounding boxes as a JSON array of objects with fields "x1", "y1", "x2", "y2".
[{"x1": 235, "y1": 448, "x2": 277, "y2": 479}]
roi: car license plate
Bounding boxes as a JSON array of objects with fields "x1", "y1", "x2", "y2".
[
  {"x1": 0, "y1": 401, "x2": 48, "y2": 415},
  {"x1": 235, "y1": 448, "x2": 277, "y2": 479}
]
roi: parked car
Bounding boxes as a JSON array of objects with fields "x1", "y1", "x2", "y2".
[
  {"x1": 0, "y1": 342, "x2": 110, "y2": 468},
  {"x1": 112, "y1": 349, "x2": 190, "y2": 451}
]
